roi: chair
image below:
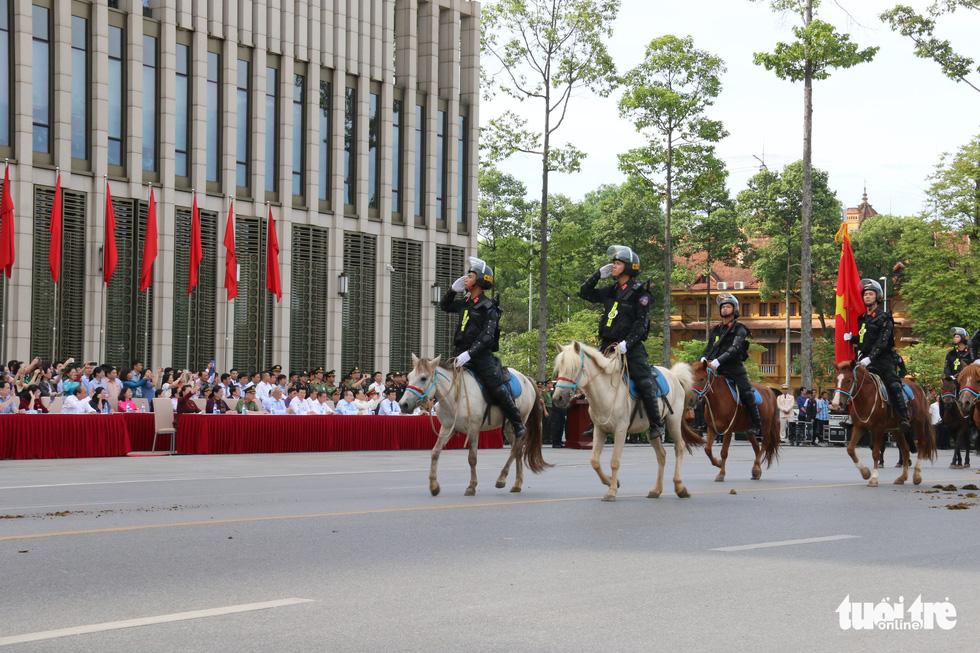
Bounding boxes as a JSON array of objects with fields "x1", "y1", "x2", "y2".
[
  {"x1": 151, "y1": 397, "x2": 177, "y2": 454},
  {"x1": 225, "y1": 397, "x2": 239, "y2": 413},
  {"x1": 192, "y1": 398, "x2": 208, "y2": 412},
  {"x1": 40, "y1": 396, "x2": 51, "y2": 408},
  {"x1": 134, "y1": 398, "x2": 150, "y2": 413},
  {"x1": 48, "y1": 397, "x2": 64, "y2": 414}
]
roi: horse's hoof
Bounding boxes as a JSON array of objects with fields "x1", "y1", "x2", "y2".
[
  {"x1": 464, "y1": 487, "x2": 476, "y2": 496},
  {"x1": 751, "y1": 469, "x2": 762, "y2": 480},
  {"x1": 647, "y1": 490, "x2": 661, "y2": 499},
  {"x1": 893, "y1": 478, "x2": 905, "y2": 485},
  {"x1": 913, "y1": 472, "x2": 922, "y2": 485},
  {"x1": 430, "y1": 484, "x2": 441, "y2": 496},
  {"x1": 601, "y1": 493, "x2": 616, "y2": 502},
  {"x1": 495, "y1": 479, "x2": 506, "y2": 488},
  {"x1": 949, "y1": 464, "x2": 962, "y2": 470},
  {"x1": 963, "y1": 464, "x2": 971, "y2": 469},
  {"x1": 860, "y1": 467, "x2": 871, "y2": 480},
  {"x1": 509, "y1": 486, "x2": 521, "y2": 493},
  {"x1": 868, "y1": 478, "x2": 879, "y2": 488},
  {"x1": 676, "y1": 488, "x2": 691, "y2": 499},
  {"x1": 714, "y1": 475, "x2": 725, "y2": 483}
]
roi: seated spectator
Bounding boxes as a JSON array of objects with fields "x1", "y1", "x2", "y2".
[
  {"x1": 175, "y1": 384, "x2": 201, "y2": 426},
  {"x1": 368, "y1": 371, "x2": 386, "y2": 397},
  {"x1": 62, "y1": 366, "x2": 83, "y2": 398},
  {"x1": 205, "y1": 386, "x2": 231, "y2": 414},
  {"x1": 0, "y1": 381, "x2": 18, "y2": 414},
  {"x1": 228, "y1": 384, "x2": 243, "y2": 403},
  {"x1": 261, "y1": 386, "x2": 288, "y2": 415},
  {"x1": 100, "y1": 366, "x2": 124, "y2": 405},
  {"x1": 413, "y1": 397, "x2": 435, "y2": 416},
  {"x1": 283, "y1": 386, "x2": 301, "y2": 414},
  {"x1": 116, "y1": 387, "x2": 139, "y2": 413},
  {"x1": 90, "y1": 387, "x2": 111, "y2": 414},
  {"x1": 308, "y1": 390, "x2": 334, "y2": 415},
  {"x1": 236, "y1": 387, "x2": 267, "y2": 414},
  {"x1": 353, "y1": 388, "x2": 377, "y2": 414},
  {"x1": 334, "y1": 390, "x2": 359, "y2": 415},
  {"x1": 63, "y1": 384, "x2": 97, "y2": 414},
  {"x1": 19, "y1": 385, "x2": 49, "y2": 413},
  {"x1": 377, "y1": 388, "x2": 401, "y2": 415}
]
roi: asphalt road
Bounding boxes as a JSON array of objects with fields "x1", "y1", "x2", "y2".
[{"x1": 2, "y1": 443, "x2": 978, "y2": 652}]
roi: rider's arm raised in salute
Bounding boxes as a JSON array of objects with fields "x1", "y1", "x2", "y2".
[{"x1": 579, "y1": 268, "x2": 612, "y2": 303}]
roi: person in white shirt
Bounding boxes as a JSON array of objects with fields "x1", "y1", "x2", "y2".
[
  {"x1": 776, "y1": 384, "x2": 796, "y2": 443},
  {"x1": 308, "y1": 391, "x2": 334, "y2": 415},
  {"x1": 367, "y1": 371, "x2": 386, "y2": 397},
  {"x1": 0, "y1": 381, "x2": 19, "y2": 414},
  {"x1": 377, "y1": 389, "x2": 401, "y2": 416},
  {"x1": 353, "y1": 388, "x2": 378, "y2": 414},
  {"x1": 261, "y1": 386, "x2": 288, "y2": 414},
  {"x1": 334, "y1": 390, "x2": 360, "y2": 415},
  {"x1": 255, "y1": 371, "x2": 274, "y2": 403},
  {"x1": 62, "y1": 384, "x2": 97, "y2": 414}
]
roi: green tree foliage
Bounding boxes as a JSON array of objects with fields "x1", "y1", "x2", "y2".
[
  {"x1": 926, "y1": 134, "x2": 980, "y2": 237},
  {"x1": 880, "y1": 1, "x2": 980, "y2": 94},
  {"x1": 616, "y1": 34, "x2": 728, "y2": 367},
  {"x1": 481, "y1": 0, "x2": 620, "y2": 381},
  {"x1": 900, "y1": 342, "x2": 949, "y2": 393},
  {"x1": 498, "y1": 308, "x2": 600, "y2": 379},
  {"x1": 848, "y1": 213, "x2": 914, "y2": 281},
  {"x1": 791, "y1": 337, "x2": 838, "y2": 388}
]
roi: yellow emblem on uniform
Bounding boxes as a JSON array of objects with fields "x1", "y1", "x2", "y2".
[
  {"x1": 461, "y1": 310, "x2": 469, "y2": 331},
  {"x1": 606, "y1": 302, "x2": 619, "y2": 326},
  {"x1": 858, "y1": 323, "x2": 866, "y2": 343}
]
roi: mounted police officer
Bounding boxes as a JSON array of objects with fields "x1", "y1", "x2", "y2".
[
  {"x1": 699, "y1": 293, "x2": 762, "y2": 437},
  {"x1": 440, "y1": 257, "x2": 527, "y2": 439},
  {"x1": 844, "y1": 278, "x2": 912, "y2": 437},
  {"x1": 945, "y1": 328, "x2": 971, "y2": 381},
  {"x1": 579, "y1": 245, "x2": 664, "y2": 439}
]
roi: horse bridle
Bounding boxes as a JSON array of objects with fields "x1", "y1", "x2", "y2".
[
  {"x1": 555, "y1": 351, "x2": 589, "y2": 393},
  {"x1": 692, "y1": 366, "x2": 716, "y2": 399},
  {"x1": 405, "y1": 368, "x2": 453, "y2": 402}
]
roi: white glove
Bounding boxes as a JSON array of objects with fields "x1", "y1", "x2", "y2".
[
  {"x1": 700, "y1": 357, "x2": 707, "y2": 363},
  {"x1": 618, "y1": 340, "x2": 628, "y2": 354},
  {"x1": 974, "y1": 359, "x2": 980, "y2": 366},
  {"x1": 859, "y1": 357, "x2": 871, "y2": 367},
  {"x1": 842, "y1": 332, "x2": 852, "y2": 341},
  {"x1": 455, "y1": 351, "x2": 471, "y2": 367},
  {"x1": 599, "y1": 264, "x2": 614, "y2": 279},
  {"x1": 451, "y1": 276, "x2": 467, "y2": 292},
  {"x1": 709, "y1": 359, "x2": 720, "y2": 370}
]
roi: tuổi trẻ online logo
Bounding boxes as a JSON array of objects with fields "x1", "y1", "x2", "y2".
[{"x1": 837, "y1": 595, "x2": 956, "y2": 630}]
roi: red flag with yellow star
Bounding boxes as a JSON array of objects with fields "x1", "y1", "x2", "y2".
[{"x1": 835, "y1": 223, "x2": 863, "y2": 363}]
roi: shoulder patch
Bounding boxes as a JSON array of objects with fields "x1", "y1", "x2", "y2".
[{"x1": 639, "y1": 295, "x2": 650, "y2": 307}]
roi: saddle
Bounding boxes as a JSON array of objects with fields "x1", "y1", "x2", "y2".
[
  {"x1": 722, "y1": 377, "x2": 764, "y2": 407},
  {"x1": 868, "y1": 372, "x2": 914, "y2": 405},
  {"x1": 623, "y1": 368, "x2": 670, "y2": 399},
  {"x1": 468, "y1": 368, "x2": 522, "y2": 405}
]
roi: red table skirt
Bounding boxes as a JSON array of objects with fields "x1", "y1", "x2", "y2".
[
  {"x1": 0, "y1": 414, "x2": 132, "y2": 460},
  {"x1": 120, "y1": 413, "x2": 158, "y2": 451},
  {"x1": 175, "y1": 414, "x2": 503, "y2": 455}
]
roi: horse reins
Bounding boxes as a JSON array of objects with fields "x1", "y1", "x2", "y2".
[{"x1": 695, "y1": 366, "x2": 742, "y2": 437}]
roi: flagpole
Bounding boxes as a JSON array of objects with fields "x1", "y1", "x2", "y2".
[
  {"x1": 51, "y1": 166, "x2": 60, "y2": 363},
  {"x1": 101, "y1": 175, "x2": 108, "y2": 365}
]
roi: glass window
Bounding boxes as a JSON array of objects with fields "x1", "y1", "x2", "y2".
[
  {"x1": 265, "y1": 66, "x2": 278, "y2": 193},
  {"x1": 107, "y1": 25, "x2": 124, "y2": 166},
  {"x1": 175, "y1": 42, "x2": 190, "y2": 177},
  {"x1": 236, "y1": 57, "x2": 250, "y2": 188},
  {"x1": 32, "y1": 5, "x2": 51, "y2": 154},
  {"x1": 770, "y1": 302, "x2": 779, "y2": 316},
  {"x1": 206, "y1": 49, "x2": 220, "y2": 183},
  {"x1": 292, "y1": 74, "x2": 304, "y2": 197},
  {"x1": 142, "y1": 34, "x2": 157, "y2": 172},
  {"x1": 414, "y1": 104, "x2": 424, "y2": 217},
  {"x1": 436, "y1": 109, "x2": 446, "y2": 220},
  {"x1": 392, "y1": 100, "x2": 402, "y2": 215},
  {"x1": 318, "y1": 79, "x2": 331, "y2": 203},
  {"x1": 368, "y1": 92, "x2": 379, "y2": 210},
  {"x1": 457, "y1": 114, "x2": 467, "y2": 225},
  {"x1": 0, "y1": 0, "x2": 9, "y2": 148},
  {"x1": 70, "y1": 15, "x2": 88, "y2": 160},
  {"x1": 344, "y1": 86, "x2": 356, "y2": 207}
]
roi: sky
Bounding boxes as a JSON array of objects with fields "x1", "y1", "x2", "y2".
[{"x1": 481, "y1": 0, "x2": 980, "y2": 219}]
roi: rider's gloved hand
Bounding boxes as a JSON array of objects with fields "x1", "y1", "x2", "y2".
[
  {"x1": 709, "y1": 359, "x2": 720, "y2": 370},
  {"x1": 455, "y1": 351, "x2": 471, "y2": 367},
  {"x1": 859, "y1": 357, "x2": 871, "y2": 367},
  {"x1": 842, "y1": 332, "x2": 852, "y2": 341},
  {"x1": 599, "y1": 264, "x2": 614, "y2": 279},
  {"x1": 618, "y1": 341, "x2": 627, "y2": 354},
  {"x1": 700, "y1": 357, "x2": 707, "y2": 363},
  {"x1": 451, "y1": 276, "x2": 467, "y2": 292}
]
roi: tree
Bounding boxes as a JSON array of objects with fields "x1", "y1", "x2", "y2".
[
  {"x1": 617, "y1": 34, "x2": 728, "y2": 366},
  {"x1": 481, "y1": 0, "x2": 620, "y2": 381},
  {"x1": 926, "y1": 134, "x2": 980, "y2": 237},
  {"x1": 752, "y1": 0, "x2": 878, "y2": 388},
  {"x1": 880, "y1": 1, "x2": 980, "y2": 94},
  {"x1": 848, "y1": 213, "x2": 913, "y2": 281},
  {"x1": 900, "y1": 342, "x2": 948, "y2": 393}
]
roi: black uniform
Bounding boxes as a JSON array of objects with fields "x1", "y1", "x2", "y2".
[
  {"x1": 700, "y1": 317, "x2": 760, "y2": 419},
  {"x1": 440, "y1": 288, "x2": 524, "y2": 431},
  {"x1": 579, "y1": 271, "x2": 663, "y2": 430},
  {"x1": 855, "y1": 308, "x2": 910, "y2": 423},
  {"x1": 944, "y1": 347, "x2": 971, "y2": 380}
]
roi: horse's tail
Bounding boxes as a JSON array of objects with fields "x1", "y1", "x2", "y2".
[
  {"x1": 762, "y1": 393, "x2": 781, "y2": 468},
  {"x1": 522, "y1": 386, "x2": 553, "y2": 474},
  {"x1": 913, "y1": 390, "x2": 938, "y2": 462},
  {"x1": 670, "y1": 362, "x2": 705, "y2": 452}
]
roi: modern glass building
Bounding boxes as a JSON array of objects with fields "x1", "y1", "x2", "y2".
[{"x1": 0, "y1": 0, "x2": 479, "y2": 375}]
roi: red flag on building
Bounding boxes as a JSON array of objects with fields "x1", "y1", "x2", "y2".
[
  {"x1": 103, "y1": 182, "x2": 118, "y2": 285},
  {"x1": 223, "y1": 201, "x2": 237, "y2": 300},
  {"x1": 266, "y1": 205, "x2": 281, "y2": 302},
  {"x1": 188, "y1": 194, "x2": 202, "y2": 295},
  {"x1": 0, "y1": 163, "x2": 14, "y2": 278},
  {"x1": 835, "y1": 223, "x2": 864, "y2": 364},
  {"x1": 140, "y1": 188, "x2": 158, "y2": 292},
  {"x1": 49, "y1": 174, "x2": 62, "y2": 283}
]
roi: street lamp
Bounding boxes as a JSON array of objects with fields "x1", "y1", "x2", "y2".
[
  {"x1": 879, "y1": 276, "x2": 887, "y2": 312},
  {"x1": 338, "y1": 272, "x2": 349, "y2": 298},
  {"x1": 430, "y1": 282, "x2": 442, "y2": 306}
]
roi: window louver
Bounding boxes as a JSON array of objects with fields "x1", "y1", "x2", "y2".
[
  {"x1": 172, "y1": 205, "x2": 216, "y2": 370},
  {"x1": 434, "y1": 245, "x2": 464, "y2": 359},
  {"x1": 289, "y1": 224, "x2": 328, "y2": 373},
  {"x1": 233, "y1": 216, "x2": 273, "y2": 374},
  {"x1": 389, "y1": 239, "x2": 422, "y2": 372},
  {"x1": 341, "y1": 232, "x2": 376, "y2": 374}
]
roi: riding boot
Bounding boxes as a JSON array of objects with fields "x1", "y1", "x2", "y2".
[
  {"x1": 641, "y1": 393, "x2": 664, "y2": 441},
  {"x1": 886, "y1": 381, "x2": 913, "y2": 439},
  {"x1": 743, "y1": 400, "x2": 763, "y2": 437},
  {"x1": 492, "y1": 387, "x2": 527, "y2": 439}
]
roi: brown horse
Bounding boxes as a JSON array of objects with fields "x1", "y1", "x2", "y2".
[
  {"x1": 689, "y1": 361, "x2": 780, "y2": 482},
  {"x1": 830, "y1": 361, "x2": 936, "y2": 486},
  {"x1": 941, "y1": 376, "x2": 974, "y2": 469}
]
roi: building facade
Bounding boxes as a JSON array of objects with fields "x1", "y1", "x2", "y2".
[{"x1": 0, "y1": 0, "x2": 479, "y2": 375}]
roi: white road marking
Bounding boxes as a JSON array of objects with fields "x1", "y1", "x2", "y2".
[
  {"x1": 711, "y1": 534, "x2": 860, "y2": 552},
  {"x1": 0, "y1": 598, "x2": 315, "y2": 646}
]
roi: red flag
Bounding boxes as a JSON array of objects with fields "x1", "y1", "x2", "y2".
[
  {"x1": 188, "y1": 194, "x2": 202, "y2": 295},
  {"x1": 0, "y1": 163, "x2": 14, "y2": 278},
  {"x1": 834, "y1": 223, "x2": 864, "y2": 364},
  {"x1": 103, "y1": 182, "x2": 118, "y2": 285},
  {"x1": 223, "y1": 201, "x2": 237, "y2": 300},
  {"x1": 140, "y1": 188, "x2": 158, "y2": 292},
  {"x1": 49, "y1": 174, "x2": 62, "y2": 283},
  {"x1": 266, "y1": 205, "x2": 281, "y2": 302}
]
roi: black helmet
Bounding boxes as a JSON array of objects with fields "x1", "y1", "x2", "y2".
[
  {"x1": 468, "y1": 257, "x2": 494, "y2": 289},
  {"x1": 606, "y1": 245, "x2": 640, "y2": 277},
  {"x1": 951, "y1": 327, "x2": 969, "y2": 343},
  {"x1": 717, "y1": 292, "x2": 740, "y2": 317},
  {"x1": 860, "y1": 278, "x2": 882, "y2": 303}
]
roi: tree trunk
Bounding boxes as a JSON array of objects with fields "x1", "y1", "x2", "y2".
[
  {"x1": 663, "y1": 140, "x2": 673, "y2": 367},
  {"x1": 785, "y1": 245, "x2": 792, "y2": 389},
  {"x1": 705, "y1": 276, "x2": 711, "y2": 341},
  {"x1": 800, "y1": 0, "x2": 814, "y2": 388},
  {"x1": 536, "y1": 108, "x2": 550, "y2": 383}
]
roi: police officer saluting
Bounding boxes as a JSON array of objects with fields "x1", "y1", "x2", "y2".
[
  {"x1": 441, "y1": 257, "x2": 527, "y2": 439},
  {"x1": 580, "y1": 245, "x2": 664, "y2": 439},
  {"x1": 945, "y1": 328, "x2": 971, "y2": 381},
  {"x1": 700, "y1": 293, "x2": 762, "y2": 436}
]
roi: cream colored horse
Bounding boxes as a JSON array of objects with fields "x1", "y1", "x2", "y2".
[
  {"x1": 399, "y1": 354, "x2": 550, "y2": 496},
  {"x1": 551, "y1": 342, "x2": 705, "y2": 501}
]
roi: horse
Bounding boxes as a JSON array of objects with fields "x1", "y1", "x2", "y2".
[
  {"x1": 688, "y1": 361, "x2": 780, "y2": 482},
  {"x1": 830, "y1": 361, "x2": 936, "y2": 487},
  {"x1": 550, "y1": 341, "x2": 704, "y2": 501},
  {"x1": 940, "y1": 376, "x2": 974, "y2": 469},
  {"x1": 399, "y1": 354, "x2": 550, "y2": 496}
]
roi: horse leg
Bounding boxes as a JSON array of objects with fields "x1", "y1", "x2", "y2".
[
  {"x1": 511, "y1": 442, "x2": 525, "y2": 493},
  {"x1": 715, "y1": 432, "x2": 732, "y2": 482},
  {"x1": 746, "y1": 432, "x2": 763, "y2": 480},
  {"x1": 602, "y1": 428, "x2": 628, "y2": 502},
  {"x1": 893, "y1": 430, "x2": 911, "y2": 485},
  {"x1": 496, "y1": 424, "x2": 515, "y2": 488},
  {"x1": 964, "y1": 430, "x2": 972, "y2": 468},
  {"x1": 704, "y1": 425, "x2": 722, "y2": 468},
  {"x1": 846, "y1": 424, "x2": 871, "y2": 480},
  {"x1": 869, "y1": 433, "x2": 882, "y2": 487},
  {"x1": 647, "y1": 434, "x2": 667, "y2": 499},
  {"x1": 950, "y1": 431, "x2": 962, "y2": 468},
  {"x1": 591, "y1": 427, "x2": 613, "y2": 488},
  {"x1": 670, "y1": 420, "x2": 691, "y2": 498},
  {"x1": 464, "y1": 433, "x2": 480, "y2": 496},
  {"x1": 429, "y1": 426, "x2": 455, "y2": 496}
]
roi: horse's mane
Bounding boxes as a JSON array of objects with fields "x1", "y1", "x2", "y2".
[{"x1": 568, "y1": 341, "x2": 618, "y2": 374}]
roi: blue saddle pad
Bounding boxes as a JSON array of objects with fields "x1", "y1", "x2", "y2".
[
  {"x1": 884, "y1": 384, "x2": 915, "y2": 405},
  {"x1": 623, "y1": 368, "x2": 670, "y2": 399},
  {"x1": 724, "y1": 378, "x2": 764, "y2": 406},
  {"x1": 470, "y1": 370, "x2": 522, "y2": 400}
]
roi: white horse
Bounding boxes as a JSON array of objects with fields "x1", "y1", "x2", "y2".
[
  {"x1": 399, "y1": 354, "x2": 551, "y2": 496},
  {"x1": 551, "y1": 341, "x2": 704, "y2": 501}
]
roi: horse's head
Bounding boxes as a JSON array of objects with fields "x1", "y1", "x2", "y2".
[
  {"x1": 830, "y1": 360, "x2": 857, "y2": 412},
  {"x1": 956, "y1": 363, "x2": 980, "y2": 413},
  {"x1": 941, "y1": 376, "x2": 958, "y2": 407},
  {"x1": 690, "y1": 360, "x2": 711, "y2": 395},
  {"x1": 399, "y1": 353, "x2": 442, "y2": 413},
  {"x1": 552, "y1": 342, "x2": 585, "y2": 409}
]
